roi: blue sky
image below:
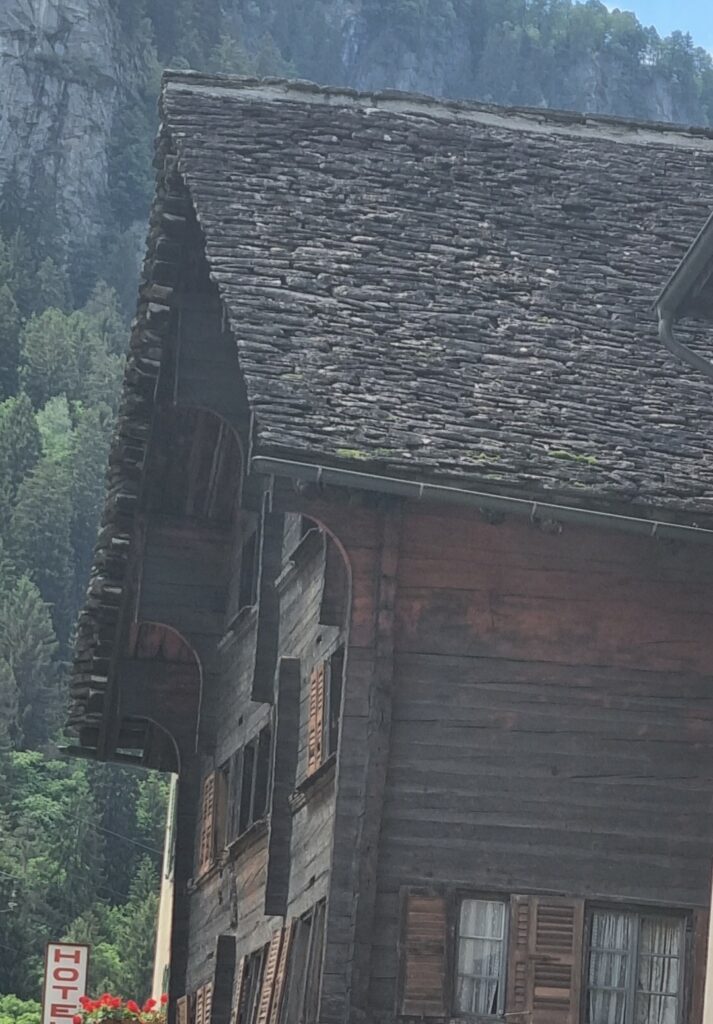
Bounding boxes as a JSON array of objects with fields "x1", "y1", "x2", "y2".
[{"x1": 608, "y1": 1, "x2": 712, "y2": 49}]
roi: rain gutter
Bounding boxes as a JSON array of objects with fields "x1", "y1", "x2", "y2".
[
  {"x1": 251, "y1": 455, "x2": 713, "y2": 545},
  {"x1": 655, "y1": 209, "x2": 713, "y2": 381}
]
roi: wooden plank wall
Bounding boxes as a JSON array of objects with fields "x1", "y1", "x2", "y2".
[
  {"x1": 367, "y1": 504, "x2": 713, "y2": 1018},
  {"x1": 184, "y1": 513, "x2": 343, "y2": 991}
]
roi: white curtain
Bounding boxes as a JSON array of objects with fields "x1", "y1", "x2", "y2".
[
  {"x1": 587, "y1": 912, "x2": 681, "y2": 1024},
  {"x1": 587, "y1": 911, "x2": 632, "y2": 1024},
  {"x1": 634, "y1": 918, "x2": 681, "y2": 1024},
  {"x1": 456, "y1": 900, "x2": 505, "y2": 1016}
]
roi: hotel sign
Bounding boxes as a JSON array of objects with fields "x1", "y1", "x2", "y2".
[{"x1": 42, "y1": 943, "x2": 90, "y2": 1024}]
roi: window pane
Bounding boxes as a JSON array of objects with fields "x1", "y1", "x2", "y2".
[
  {"x1": 591, "y1": 911, "x2": 634, "y2": 952},
  {"x1": 587, "y1": 912, "x2": 633, "y2": 1024},
  {"x1": 639, "y1": 918, "x2": 681, "y2": 959},
  {"x1": 455, "y1": 900, "x2": 505, "y2": 1016},
  {"x1": 459, "y1": 899, "x2": 505, "y2": 940},
  {"x1": 635, "y1": 918, "x2": 682, "y2": 1024},
  {"x1": 638, "y1": 955, "x2": 680, "y2": 997},
  {"x1": 239, "y1": 742, "x2": 256, "y2": 834},
  {"x1": 589, "y1": 952, "x2": 629, "y2": 989},
  {"x1": 587, "y1": 989, "x2": 627, "y2": 1024},
  {"x1": 634, "y1": 994, "x2": 678, "y2": 1024},
  {"x1": 254, "y1": 727, "x2": 271, "y2": 821}
]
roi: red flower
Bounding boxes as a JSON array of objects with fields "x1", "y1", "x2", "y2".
[
  {"x1": 127, "y1": 1000, "x2": 140, "y2": 1014},
  {"x1": 160, "y1": 995, "x2": 169, "y2": 1005},
  {"x1": 73, "y1": 1017, "x2": 82, "y2": 1024},
  {"x1": 143, "y1": 998, "x2": 157, "y2": 1012},
  {"x1": 79, "y1": 996, "x2": 90, "y2": 1008},
  {"x1": 112, "y1": 997, "x2": 122, "y2": 1008}
]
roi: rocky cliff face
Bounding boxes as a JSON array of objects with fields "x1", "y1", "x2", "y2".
[
  {"x1": 0, "y1": 0, "x2": 138, "y2": 247},
  {"x1": 241, "y1": 0, "x2": 710, "y2": 126},
  {"x1": 0, "y1": 0, "x2": 708, "y2": 257}
]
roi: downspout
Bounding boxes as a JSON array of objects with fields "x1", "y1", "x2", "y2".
[{"x1": 658, "y1": 310, "x2": 713, "y2": 384}]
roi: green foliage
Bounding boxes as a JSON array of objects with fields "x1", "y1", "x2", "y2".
[
  {"x1": 0, "y1": 576, "x2": 58, "y2": 748},
  {"x1": 32, "y1": 257, "x2": 71, "y2": 314},
  {"x1": 0, "y1": 994, "x2": 40, "y2": 1024},
  {"x1": 0, "y1": 394, "x2": 41, "y2": 497},
  {"x1": 19, "y1": 309, "x2": 84, "y2": 407},
  {"x1": 0, "y1": 284, "x2": 20, "y2": 399},
  {"x1": 0, "y1": 753, "x2": 106, "y2": 995},
  {"x1": 9, "y1": 457, "x2": 74, "y2": 638}
]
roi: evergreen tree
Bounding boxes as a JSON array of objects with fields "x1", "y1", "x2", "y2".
[
  {"x1": 0, "y1": 393, "x2": 42, "y2": 497},
  {"x1": 0, "y1": 283, "x2": 20, "y2": 399},
  {"x1": 83, "y1": 280, "x2": 129, "y2": 355},
  {"x1": 9, "y1": 458, "x2": 74, "y2": 640},
  {"x1": 0, "y1": 657, "x2": 19, "y2": 751},
  {"x1": 19, "y1": 309, "x2": 82, "y2": 408},
  {"x1": 113, "y1": 855, "x2": 161, "y2": 999},
  {"x1": 70, "y1": 405, "x2": 112, "y2": 611},
  {"x1": 0, "y1": 576, "x2": 58, "y2": 749},
  {"x1": 32, "y1": 257, "x2": 72, "y2": 314}
]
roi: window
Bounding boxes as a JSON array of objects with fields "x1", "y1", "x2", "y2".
[
  {"x1": 280, "y1": 901, "x2": 326, "y2": 1024},
  {"x1": 400, "y1": 891, "x2": 692, "y2": 1024},
  {"x1": 227, "y1": 725, "x2": 272, "y2": 844},
  {"x1": 586, "y1": 910, "x2": 685, "y2": 1024},
  {"x1": 236, "y1": 945, "x2": 267, "y2": 1024},
  {"x1": 238, "y1": 524, "x2": 261, "y2": 611},
  {"x1": 456, "y1": 899, "x2": 508, "y2": 1018},
  {"x1": 196, "y1": 769, "x2": 228, "y2": 876},
  {"x1": 306, "y1": 647, "x2": 344, "y2": 777}
]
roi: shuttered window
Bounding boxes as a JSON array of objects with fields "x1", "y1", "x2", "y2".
[
  {"x1": 280, "y1": 901, "x2": 326, "y2": 1024},
  {"x1": 176, "y1": 996, "x2": 190, "y2": 1024},
  {"x1": 400, "y1": 891, "x2": 448, "y2": 1017},
  {"x1": 399, "y1": 889, "x2": 585, "y2": 1021},
  {"x1": 197, "y1": 772, "x2": 217, "y2": 876},
  {"x1": 237, "y1": 946, "x2": 267, "y2": 1024},
  {"x1": 307, "y1": 663, "x2": 326, "y2": 775},
  {"x1": 506, "y1": 895, "x2": 584, "y2": 1024},
  {"x1": 306, "y1": 648, "x2": 344, "y2": 777}
]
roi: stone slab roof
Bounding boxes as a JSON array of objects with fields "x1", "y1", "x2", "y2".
[{"x1": 160, "y1": 72, "x2": 713, "y2": 518}]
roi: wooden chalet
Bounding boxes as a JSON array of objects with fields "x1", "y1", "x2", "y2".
[{"x1": 69, "y1": 72, "x2": 713, "y2": 1024}]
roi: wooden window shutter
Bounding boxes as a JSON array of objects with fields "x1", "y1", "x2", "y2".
[
  {"x1": 203, "y1": 982, "x2": 214, "y2": 1024},
  {"x1": 232, "y1": 957, "x2": 246, "y2": 1024},
  {"x1": 268, "y1": 922, "x2": 295, "y2": 1024},
  {"x1": 256, "y1": 930, "x2": 284, "y2": 1024},
  {"x1": 195, "y1": 986, "x2": 206, "y2": 1024},
  {"x1": 198, "y1": 772, "x2": 217, "y2": 875},
  {"x1": 177, "y1": 997, "x2": 190, "y2": 1024},
  {"x1": 400, "y1": 890, "x2": 448, "y2": 1017},
  {"x1": 506, "y1": 895, "x2": 584, "y2": 1024},
  {"x1": 307, "y1": 664, "x2": 326, "y2": 775}
]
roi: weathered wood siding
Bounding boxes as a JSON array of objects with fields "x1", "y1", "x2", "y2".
[
  {"x1": 184, "y1": 514, "x2": 344, "y2": 991},
  {"x1": 368, "y1": 504, "x2": 713, "y2": 1017}
]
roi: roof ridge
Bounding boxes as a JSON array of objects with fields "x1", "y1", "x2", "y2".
[{"x1": 160, "y1": 69, "x2": 713, "y2": 144}]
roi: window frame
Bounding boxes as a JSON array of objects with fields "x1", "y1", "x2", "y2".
[
  {"x1": 453, "y1": 894, "x2": 510, "y2": 1022},
  {"x1": 323, "y1": 644, "x2": 344, "y2": 761},
  {"x1": 239, "y1": 944, "x2": 267, "y2": 1024},
  {"x1": 280, "y1": 900, "x2": 327, "y2": 1024},
  {"x1": 583, "y1": 905, "x2": 689, "y2": 1024},
  {"x1": 227, "y1": 722, "x2": 273, "y2": 847},
  {"x1": 238, "y1": 519, "x2": 261, "y2": 612}
]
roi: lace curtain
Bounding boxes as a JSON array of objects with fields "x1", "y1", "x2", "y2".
[
  {"x1": 455, "y1": 899, "x2": 506, "y2": 1016},
  {"x1": 587, "y1": 911, "x2": 681, "y2": 1024}
]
